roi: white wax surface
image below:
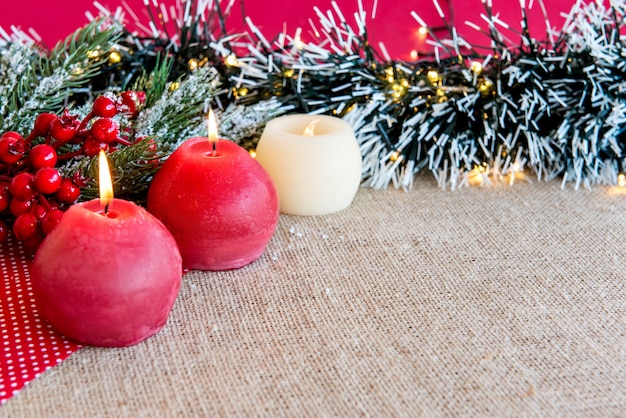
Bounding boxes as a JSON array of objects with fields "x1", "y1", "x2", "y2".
[{"x1": 256, "y1": 114, "x2": 362, "y2": 216}]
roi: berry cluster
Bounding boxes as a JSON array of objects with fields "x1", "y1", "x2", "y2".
[{"x1": 0, "y1": 91, "x2": 147, "y2": 251}]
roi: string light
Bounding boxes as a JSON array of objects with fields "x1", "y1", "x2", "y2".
[
  {"x1": 225, "y1": 54, "x2": 238, "y2": 66},
  {"x1": 390, "y1": 151, "x2": 400, "y2": 162},
  {"x1": 427, "y1": 70, "x2": 440, "y2": 84},
  {"x1": 87, "y1": 49, "x2": 100, "y2": 59},
  {"x1": 470, "y1": 61, "x2": 483, "y2": 74},
  {"x1": 188, "y1": 58, "x2": 199, "y2": 71},
  {"x1": 478, "y1": 79, "x2": 494, "y2": 95},
  {"x1": 249, "y1": 149, "x2": 257, "y2": 158},
  {"x1": 385, "y1": 67, "x2": 395, "y2": 83},
  {"x1": 618, "y1": 173, "x2": 626, "y2": 187},
  {"x1": 108, "y1": 51, "x2": 122, "y2": 64},
  {"x1": 418, "y1": 26, "x2": 428, "y2": 35},
  {"x1": 169, "y1": 81, "x2": 180, "y2": 92},
  {"x1": 468, "y1": 166, "x2": 486, "y2": 186}
]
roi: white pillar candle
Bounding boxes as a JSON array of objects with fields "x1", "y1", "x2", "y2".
[{"x1": 256, "y1": 114, "x2": 362, "y2": 216}]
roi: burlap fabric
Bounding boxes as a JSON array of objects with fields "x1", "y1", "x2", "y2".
[{"x1": 3, "y1": 179, "x2": 625, "y2": 417}]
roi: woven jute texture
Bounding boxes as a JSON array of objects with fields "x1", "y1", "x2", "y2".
[{"x1": 3, "y1": 179, "x2": 625, "y2": 417}]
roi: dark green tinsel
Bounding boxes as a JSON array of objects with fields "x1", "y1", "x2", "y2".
[{"x1": 2, "y1": 0, "x2": 626, "y2": 192}]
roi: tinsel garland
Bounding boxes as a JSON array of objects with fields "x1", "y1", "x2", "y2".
[{"x1": 1, "y1": 0, "x2": 626, "y2": 193}]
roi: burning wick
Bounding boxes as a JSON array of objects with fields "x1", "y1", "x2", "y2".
[
  {"x1": 207, "y1": 108, "x2": 219, "y2": 157},
  {"x1": 303, "y1": 119, "x2": 320, "y2": 136},
  {"x1": 98, "y1": 150, "x2": 114, "y2": 215}
]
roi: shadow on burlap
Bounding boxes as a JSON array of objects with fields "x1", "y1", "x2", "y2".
[{"x1": 3, "y1": 178, "x2": 625, "y2": 417}]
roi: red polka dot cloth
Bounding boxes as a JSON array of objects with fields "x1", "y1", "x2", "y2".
[{"x1": 1, "y1": 236, "x2": 81, "y2": 404}]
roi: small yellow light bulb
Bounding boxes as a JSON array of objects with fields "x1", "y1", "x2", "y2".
[
  {"x1": 470, "y1": 61, "x2": 483, "y2": 74},
  {"x1": 108, "y1": 51, "x2": 122, "y2": 64},
  {"x1": 225, "y1": 54, "x2": 238, "y2": 66},
  {"x1": 188, "y1": 59, "x2": 199, "y2": 71},
  {"x1": 618, "y1": 173, "x2": 626, "y2": 187},
  {"x1": 87, "y1": 49, "x2": 100, "y2": 59},
  {"x1": 418, "y1": 26, "x2": 428, "y2": 36},
  {"x1": 427, "y1": 70, "x2": 439, "y2": 84}
]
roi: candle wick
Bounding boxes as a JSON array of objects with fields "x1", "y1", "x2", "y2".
[
  {"x1": 211, "y1": 140, "x2": 217, "y2": 157},
  {"x1": 104, "y1": 202, "x2": 110, "y2": 215}
]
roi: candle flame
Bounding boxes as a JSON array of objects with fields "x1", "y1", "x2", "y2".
[
  {"x1": 207, "y1": 108, "x2": 218, "y2": 155},
  {"x1": 302, "y1": 119, "x2": 320, "y2": 136},
  {"x1": 208, "y1": 108, "x2": 219, "y2": 142},
  {"x1": 99, "y1": 150, "x2": 114, "y2": 211}
]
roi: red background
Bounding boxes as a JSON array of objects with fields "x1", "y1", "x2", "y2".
[{"x1": 0, "y1": 0, "x2": 570, "y2": 60}]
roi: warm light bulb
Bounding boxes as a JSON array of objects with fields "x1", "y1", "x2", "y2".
[
  {"x1": 470, "y1": 61, "x2": 483, "y2": 74},
  {"x1": 98, "y1": 150, "x2": 114, "y2": 211},
  {"x1": 479, "y1": 79, "x2": 494, "y2": 94},
  {"x1": 108, "y1": 51, "x2": 122, "y2": 64},
  {"x1": 87, "y1": 49, "x2": 100, "y2": 59},
  {"x1": 303, "y1": 119, "x2": 319, "y2": 136},
  {"x1": 225, "y1": 54, "x2": 238, "y2": 66},
  {"x1": 418, "y1": 26, "x2": 428, "y2": 35},
  {"x1": 249, "y1": 149, "x2": 257, "y2": 158},
  {"x1": 618, "y1": 173, "x2": 626, "y2": 187},
  {"x1": 410, "y1": 50, "x2": 418, "y2": 60},
  {"x1": 427, "y1": 70, "x2": 439, "y2": 84},
  {"x1": 188, "y1": 59, "x2": 199, "y2": 71}
]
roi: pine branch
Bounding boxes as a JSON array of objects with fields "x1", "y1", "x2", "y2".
[
  {"x1": 1, "y1": 18, "x2": 123, "y2": 133},
  {"x1": 77, "y1": 137, "x2": 165, "y2": 203},
  {"x1": 133, "y1": 65, "x2": 224, "y2": 151}
]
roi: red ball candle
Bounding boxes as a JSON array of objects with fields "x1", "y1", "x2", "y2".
[
  {"x1": 31, "y1": 151, "x2": 182, "y2": 347},
  {"x1": 147, "y1": 110, "x2": 279, "y2": 271}
]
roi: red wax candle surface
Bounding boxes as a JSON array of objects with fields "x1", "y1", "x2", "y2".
[
  {"x1": 32, "y1": 198, "x2": 182, "y2": 347},
  {"x1": 147, "y1": 138, "x2": 279, "y2": 271}
]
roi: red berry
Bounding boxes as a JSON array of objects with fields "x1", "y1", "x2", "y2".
[
  {"x1": 72, "y1": 172, "x2": 89, "y2": 188},
  {"x1": 22, "y1": 234, "x2": 43, "y2": 253},
  {"x1": 41, "y1": 209, "x2": 64, "y2": 235},
  {"x1": 10, "y1": 172, "x2": 37, "y2": 201},
  {"x1": 34, "y1": 167, "x2": 62, "y2": 194},
  {"x1": 1, "y1": 131, "x2": 23, "y2": 141},
  {"x1": 144, "y1": 138, "x2": 158, "y2": 154},
  {"x1": 0, "y1": 133, "x2": 25, "y2": 164},
  {"x1": 33, "y1": 113, "x2": 58, "y2": 137},
  {"x1": 55, "y1": 179, "x2": 80, "y2": 203},
  {"x1": 9, "y1": 198, "x2": 33, "y2": 216},
  {"x1": 91, "y1": 118, "x2": 119, "y2": 143},
  {"x1": 118, "y1": 91, "x2": 145, "y2": 118},
  {"x1": 0, "y1": 184, "x2": 9, "y2": 212},
  {"x1": 13, "y1": 212, "x2": 39, "y2": 240},
  {"x1": 30, "y1": 144, "x2": 58, "y2": 169},
  {"x1": 93, "y1": 96, "x2": 118, "y2": 118},
  {"x1": 49, "y1": 112, "x2": 79, "y2": 142},
  {"x1": 0, "y1": 219, "x2": 8, "y2": 243},
  {"x1": 82, "y1": 137, "x2": 109, "y2": 157},
  {"x1": 31, "y1": 203, "x2": 47, "y2": 221}
]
